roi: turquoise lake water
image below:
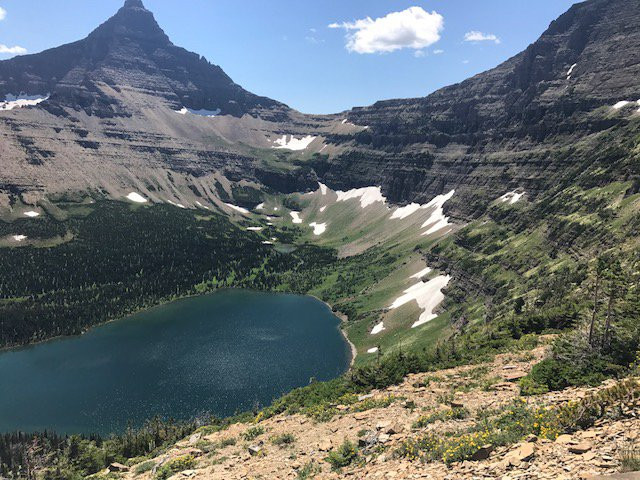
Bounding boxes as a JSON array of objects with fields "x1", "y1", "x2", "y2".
[{"x1": 0, "y1": 290, "x2": 351, "y2": 434}]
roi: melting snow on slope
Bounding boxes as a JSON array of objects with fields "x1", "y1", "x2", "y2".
[
  {"x1": 23, "y1": 211, "x2": 40, "y2": 217},
  {"x1": 309, "y1": 222, "x2": 327, "y2": 235},
  {"x1": 273, "y1": 135, "x2": 317, "y2": 151},
  {"x1": 290, "y1": 211, "x2": 303, "y2": 224},
  {"x1": 371, "y1": 321, "x2": 385, "y2": 335},
  {"x1": 167, "y1": 200, "x2": 186, "y2": 209},
  {"x1": 12, "y1": 235, "x2": 27, "y2": 242},
  {"x1": 421, "y1": 190, "x2": 455, "y2": 236},
  {"x1": 319, "y1": 206, "x2": 327, "y2": 213},
  {"x1": 336, "y1": 186, "x2": 387, "y2": 209},
  {"x1": 195, "y1": 201, "x2": 210, "y2": 210},
  {"x1": 319, "y1": 183, "x2": 328, "y2": 195},
  {"x1": 255, "y1": 203, "x2": 265, "y2": 210},
  {"x1": 613, "y1": 101, "x2": 631, "y2": 110},
  {"x1": 411, "y1": 267, "x2": 432, "y2": 280},
  {"x1": 126, "y1": 192, "x2": 148, "y2": 203},
  {"x1": 367, "y1": 347, "x2": 379, "y2": 354},
  {"x1": 246, "y1": 227, "x2": 263, "y2": 232},
  {"x1": 0, "y1": 94, "x2": 49, "y2": 111},
  {"x1": 499, "y1": 191, "x2": 525, "y2": 205},
  {"x1": 175, "y1": 107, "x2": 221, "y2": 117},
  {"x1": 388, "y1": 275, "x2": 452, "y2": 329},
  {"x1": 225, "y1": 203, "x2": 250, "y2": 215},
  {"x1": 566, "y1": 63, "x2": 577, "y2": 80},
  {"x1": 391, "y1": 203, "x2": 426, "y2": 220}
]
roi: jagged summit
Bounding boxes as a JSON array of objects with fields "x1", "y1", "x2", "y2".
[
  {"x1": 0, "y1": 0, "x2": 285, "y2": 117},
  {"x1": 123, "y1": 0, "x2": 146, "y2": 9}
]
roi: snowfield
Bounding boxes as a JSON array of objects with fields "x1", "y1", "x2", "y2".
[
  {"x1": 12, "y1": 235, "x2": 27, "y2": 242},
  {"x1": 309, "y1": 222, "x2": 327, "y2": 235},
  {"x1": 273, "y1": 135, "x2": 316, "y2": 151},
  {"x1": 388, "y1": 275, "x2": 452, "y2": 329},
  {"x1": 126, "y1": 192, "x2": 148, "y2": 204},
  {"x1": 319, "y1": 183, "x2": 328, "y2": 195},
  {"x1": 566, "y1": 63, "x2": 577, "y2": 80},
  {"x1": 167, "y1": 200, "x2": 186, "y2": 209},
  {"x1": 225, "y1": 203, "x2": 250, "y2": 215},
  {"x1": 371, "y1": 321, "x2": 386, "y2": 335},
  {"x1": 0, "y1": 94, "x2": 49, "y2": 111},
  {"x1": 290, "y1": 211, "x2": 303, "y2": 224},
  {"x1": 336, "y1": 186, "x2": 387, "y2": 209},
  {"x1": 23, "y1": 211, "x2": 40, "y2": 218},
  {"x1": 246, "y1": 227, "x2": 263, "y2": 232},
  {"x1": 499, "y1": 191, "x2": 525, "y2": 205},
  {"x1": 175, "y1": 106, "x2": 221, "y2": 117},
  {"x1": 420, "y1": 190, "x2": 455, "y2": 236},
  {"x1": 411, "y1": 267, "x2": 432, "y2": 279}
]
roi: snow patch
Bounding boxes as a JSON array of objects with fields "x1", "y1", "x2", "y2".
[
  {"x1": 410, "y1": 267, "x2": 432, "y2": 280},
  {"x1": 246, "y1": 227, "x2": 263, "y2": 232},
  {"x1": 290, "y1": 211, "x2": 303, "y2": 224},
  {"x1": 0, "y1": 94, "x2": 49, "y2": 111},
  {"x1": 225, "y1": 203, "x2": 250, "y2": 215},
  {"x1": 566, "y1": 63, "x2": 577, "y2": 80},
  {"x1": 388, "y1": 275, "x2": 451, "y2": 328},
  {"x1": 167, "y1": 200, "x2": 186, "y2": 209},
  {"x1": 420, "y1": 190, "x2": 455, "y2": 236},
  {"x1": 613, "y1": 101, "x2": 631, "y2": 110},
  {"x1": 255, "y1": 203, "x2": 265, "y2": 210},
  {"x1": 318, "y1": 182, "x2": 328, "y2": 195},
  {"x1": 262, "y1": 241, "x2": 274, "y2": 245},
  {"x1": 195, "y1": 201, "x2": 210, "y2": 210},
  {"x1": 309, "y1": 222, "x2": 327, "y2": 235},
  {"x1": 367, "y1": 347, "x2": 379, "y2": 354},
  {"x1": 371, "y1": 321, "x2": 385, "y2": 335},
  {"x1": 12, "y1": 235, "x2": 27, "y2": 242},
  {"x1": 273, "y1": 135, "x2": 317, "y2": 151},
  {"x1": 499, "y1": 191, "x2": 525, "y2": 205},
  {"x1": 336, "y1": 186, "x2": 387, "y2": 209},
  {"x1": 126, "y1": 192, "x2": 148, "y2": 204},
  {"x1": 175, "y1": 106, "x2": 221, "y2": 117},
  {"x1": 23, "y1": 211, "x2": 40, "y2": 218},
  {"x1": 391, "y1": 203, "x2": 425, "y2": 220},
  {"x1": 319, "y1": 206, "x2": 327, "y2": 213}
]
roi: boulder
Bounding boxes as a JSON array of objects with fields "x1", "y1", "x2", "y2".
[
  {"x1": 471, "y1": 444, "x2": 494, "y2": 461},
  {"x1": 248, "y1": 445, "x2": 263, "y2": 456},
  {"x1": 108, "y1": 463, "x2": 130, "y2": 473},
  {"x1": 568, "y1": 441, "x2": 593, "y2": 454}
]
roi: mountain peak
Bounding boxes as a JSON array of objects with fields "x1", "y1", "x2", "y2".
[{"x1": 123, "y1": 0, "x2": 146, "y2": 9}]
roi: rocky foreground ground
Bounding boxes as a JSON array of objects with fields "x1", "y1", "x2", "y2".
[{"x1": 111, "y1": 346, "x2": 639, "y2": 480}]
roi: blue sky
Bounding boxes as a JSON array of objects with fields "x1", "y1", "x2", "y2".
[{"x1": 0, "y1": 0, "x2": 579, "y2": 114}]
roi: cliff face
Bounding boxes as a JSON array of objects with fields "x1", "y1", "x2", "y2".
[
  {"x1": 317, "y1": 0, "x2": 640, "y2": 218},
  {"x1": 0, "y1": 0, "x2": 638, "y2": 217}
]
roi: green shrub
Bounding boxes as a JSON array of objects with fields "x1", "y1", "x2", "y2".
[
  {"x1": 326, "y1": 439, "x2": 359, "y2": 471},
  {"x1": 154, "y1": 455, "x2": 196, "y2": 480},
  {"x1": 296, "y1": 461, "x2": 321, "y2": 479},
  {"x1": 519, "y1": 376, "x2": 549, "y2": 396},
  {"x1": 619, "y1": 443, "x2": 640, "y2": 473},
  {"x1": 412, "y1": 408, "x2": 469, "y2": 428},
  {"x1": 133, "y1": 460, "x2": 156, "y2": 475},
  {"x1": 271, "y1": 433, "x2": 296, "y2": 446},
  {"x1": 242, "y1": 426, "x2": 264, "y2": 441}
]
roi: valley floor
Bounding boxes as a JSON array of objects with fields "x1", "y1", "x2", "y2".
[{"x1": 112, "y1": 343, "x2": 639, "y2": 480}]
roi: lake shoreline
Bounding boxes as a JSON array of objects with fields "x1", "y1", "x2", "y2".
[{"x1": 1, "y1": 288, "x2": 357, "y2": 368}]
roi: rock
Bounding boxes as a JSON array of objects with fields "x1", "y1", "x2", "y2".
[
  {"x1": 556, "y1": 434, "x2": 573, "y2": 444},
  {"x1": 471, "y1": 444, "x2": 494, "y2": 461},
  {"x1": 188, "y1": 433, "x2": 202, "y2": 445},
  {"x1": 569, "y1": 441, "x2": 593, "y2": 454},
  {"x1": 586, "y1": 474, "x2": 640, "y2": 480},
  {"x1": 378, "y1": 433, "x2": 391, "y2": 444},
  {"x1": 318, "y1": 438, "x2": 333, "y2": 452},
  {"x1": 526, "y1": 434, "x2": 538, "y2": 443},
  {"x1": 508, "y1": 442, "x2": 536, "y2": 462},
  {"x1": 108, "y1": 463, "x2": 130, "y2": 473},
  {"x1": 358, "y1": 394, "x2": 374, "y2": 401},
  {"x1": 248, "y1": 445, "x2": 263, "y2": 456},
  {"x1": 503, "y1": 370, "x2": 528, "y2": 382}
]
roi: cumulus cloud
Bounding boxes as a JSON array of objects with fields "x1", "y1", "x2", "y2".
[
  {"x1": 0, "y1": 44, "x2": 27, "y2": 55},
  {"x1": 433, "y1": 49, "x2": 444, "y2": 55},
  {"x1": 329, "y1": 6, "x2": 444, "y2": 54},
  {"x1": 0, "y1": 7, "x2": 6, "y2": 21},
  {"x1": 464, "y1": 31, "x2": 501, "y2": 44}
]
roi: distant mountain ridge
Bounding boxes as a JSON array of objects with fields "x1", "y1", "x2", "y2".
[{"x1": 0, "y1": 0, "x2": 638, "y2": 217}]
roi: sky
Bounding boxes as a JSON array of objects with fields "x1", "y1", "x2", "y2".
[{"x1": 0, "y1": 0, "x2": 580, "y2": 114}]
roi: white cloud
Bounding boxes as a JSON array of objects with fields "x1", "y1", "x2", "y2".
[
  {"x1": 464, "y1": 31, "x2": 501, "y2": 44},
  {"x1": 433, "y1": 49, "x2": 444, "y2": 54},
  {"x1": 0, "y1": 7, "x2": 6, "y2": 21},
  {"x1": 0, "y1": 44, "x2": 27, "y2": 55},
  {"x1": 329, "y1": 6, "x2": 444, "y2": 54},
  {"x1": 414, "y1": 50, "x2": 425, "y2": 58}
]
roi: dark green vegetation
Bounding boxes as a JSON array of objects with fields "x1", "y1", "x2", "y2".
[{"x1": 0, "y1": 202, "x2": 335, "y2": 348}]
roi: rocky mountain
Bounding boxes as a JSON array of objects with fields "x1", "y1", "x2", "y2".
[
  {"x1": 319, "y1": 0, "x2": 640, "y2": 218},
  {"x1": 0, "y1": 0, "x2": 638, "y2": 216}
]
